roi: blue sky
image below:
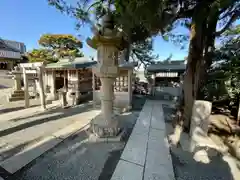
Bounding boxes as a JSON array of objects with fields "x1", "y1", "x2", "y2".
[{"x1": 0, "y1": 0, "x2": 188, "y2": 60}]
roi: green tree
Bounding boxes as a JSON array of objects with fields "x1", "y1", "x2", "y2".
[
  {"x1": 48, "y1": 0, "x2": 240, "y2": 131},
  {"x1": 200, "y1": 25, "x2": 240, "y2": 123},
  {"x1": 27, "y1": 49, "x2": 57, "y2": 63},
  {"x1": 163, "y1": 0, "x2": 240, "y2": 130},
  {"x1": 211, "y1": 25, "x2": 240, "y2": 99},
  {"x1": 39, "y1": 34, "x2": 83, "y2": 58},
  {"x1": 47, "y1": 0, "x2": 172, "y2": 65}
]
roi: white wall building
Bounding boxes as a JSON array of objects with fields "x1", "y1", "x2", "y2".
[{"x1": 0, "y1": 39, "x2": 26, "y2": 70}]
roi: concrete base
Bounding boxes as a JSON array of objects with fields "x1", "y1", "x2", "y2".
[{"x1": 90, "y1": 114, "x2": 121, "y2": 138}]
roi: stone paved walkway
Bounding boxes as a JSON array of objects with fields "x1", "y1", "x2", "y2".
[
  {"x1": 0, "y1": 101, "x2": 101, "y2": 176},
  {"x1": 111, "y1": 100, "x2": 175, "y2": 180}
]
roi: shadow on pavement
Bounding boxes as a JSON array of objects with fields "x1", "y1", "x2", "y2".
[
  {"x1": 0, "y1": 102, "x2": 93, "y2": 138},
  {"x1": 6, "y1": 111, "x2": 139, "y2": 180},
  {"x1": 0, "y1": 105, "x2": 39, "y2": 114},
  {"x1": 4, "y1": 97, "x2": 144, "y2": 180}
]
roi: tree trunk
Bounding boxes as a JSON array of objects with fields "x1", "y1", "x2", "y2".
[
  {"x1": 237, "y1": 93, "x2": 240, "y2": 125},
  {"x1": 197, "y1": 13, "x2": 218, "y2": 99},
  {"x1": 183, "y1": 58, "x2": 203, "y2": 131},
  {"x1": 183, "y1": 4, "x2": 208, "y2": 131}
]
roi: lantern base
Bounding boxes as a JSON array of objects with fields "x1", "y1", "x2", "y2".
[{"x1": 90, "y1": 113, "x2": 121, "y2": 138}]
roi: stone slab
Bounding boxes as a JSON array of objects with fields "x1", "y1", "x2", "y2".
[
  {"x1": 0, "y1": 136, "x2": 62, "y2": 173},
  {"x1": 150, "y1": 104, "x2": 165, "y2": 130},
  {"x1": 151, "y1": 115, "x2": 165, "y2": 130},
  {"x1": 148, "y1": 128, "x2": 166, "y2": 141},
  {"x1": 110, "y1": 100, "x2": 175, "y2": 180},
  {"x1": 135, "y1": 116, "x2": 151, "y2": 128},
  {"x1": 146, "y1": 147, "x2": 172, "y2": 168},
  {"x1": 111, "y1": 160, "x2": 143, "y2": 180},
  {"x1": 121, "y1": 136, "x2": 147, "y2": 166},
  {"x1": 52, "y1": 116, "x2": 93, "y2": 140},
  {"x1": 131, "y1": 123, "x2": 149, "y2": 136},
  {"x1": 144, "y1": 164, "x2": 175, "y2": 180},
  {"x1": 147, "y1": 138, "x2": 169, "y2": 153}
]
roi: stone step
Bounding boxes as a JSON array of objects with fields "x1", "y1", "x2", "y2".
[
  {"x1": 10, "y1": 93, "x2": 24, "y2": 98},
  {"x1": 8, "y1": 96, "x2": 25, "y2": 102},
  {"x1": 12, "y1": 90, "x2": 24, "y2": 94}
]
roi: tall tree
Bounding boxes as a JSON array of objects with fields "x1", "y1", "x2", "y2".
[
  {"x1": 48, "y1": 0, "x2": 240, "y2": 131},
  {"x1": 39, "y1": 34, "x2": 83, "y2": 58},
  {"x1": 180, "y1": 0, "x2": 240, "y2": 130},
  {"x1": 27, "y1": 49, "x2": 57, "y2": 63},
  {"x1": 158, "y1": 0, "x2": 240, "y2": 130},
  {"x1": 47, "y1": 0, "x2": 174, "y2": 65}
]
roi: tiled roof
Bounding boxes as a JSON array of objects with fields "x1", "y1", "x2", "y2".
[
  {"x1": 147, "y1": 61, "x2": 186, "y2": 72},
  {"x1": 46, "y1": 57, "x2": 97, "y2": 69},
  {"x1": 46, "y1": 57, "x2": 138, "y2": 69},
  {"x1": 0, "y1": 39, "x2": 20, "y2": 52}
]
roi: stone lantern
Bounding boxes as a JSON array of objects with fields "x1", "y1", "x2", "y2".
[
  {"x1": 8, "y1": 66, "x2": 25, "y2": 102},
  {"x1": 87, "y1": 13, "x2": 126, "y2": 137},
  {"x1": 12, "y1": 66, "x2": 22, "y2": 91}
]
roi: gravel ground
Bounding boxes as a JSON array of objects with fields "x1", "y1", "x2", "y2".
[
  {"x1": 162, "y1": 103, "x2": 236, "y2": 180},
  {"x1": 7, "y1": 95, "x2": 144, "y2": 180},
  {"x1": 11, "y1": 131, "x2": 124, "y2": 180}
]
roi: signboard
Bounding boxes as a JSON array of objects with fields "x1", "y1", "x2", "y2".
[
  {"x1": 156, "y1": 72, "x2": 178, "y2": 77},
  {"x1": 25, "y1": 70, "x2": 37, "y2": 74},
  {"x1": 0, "y1": 50, "x2": 21, "y2": 59},
  {"x1": 20, "y1": 62, "x2": 44, "y2": 68}
]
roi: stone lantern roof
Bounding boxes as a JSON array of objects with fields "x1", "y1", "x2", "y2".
[{"x1": 87, "y1": 14, "x2": 127, "y2": 51}]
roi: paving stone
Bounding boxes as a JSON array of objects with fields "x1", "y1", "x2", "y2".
[
  {"x1": 135, "y1": 116, "x2": 151, "y2": 129},
  {"x1": 129, "y1": 132, "x2": 148, "y2": 146},
  {"x1": 131, "y1": 123, "x2": 149, "y2": 136},
  {"x1": 0, "y1": 136, "x2": 62, "y2": 173},
  {"x1": 110, "y1": 100, "x2": 175, "y2": 180},
  {"x1": 149, "y1": 128, "x2": 166, "y2": 141},
  {"x1": 111, "y1": 160, "x2": 143, "y2": 180},
  {"x1": 146, "y1": 148, "x2": 172, "y2": 168},
  {"x1": 144, "y1": 164, "x2": 175, "y2": 180},
  {"x1": 147, "y1": 138, "x2": 169, "y2": 153},
  {"x1": 151, "y1": 115, "x2": 165, "y2": 130},
  {"x1": 121, "y1": 136, "x2": 147, "y2": 166}
]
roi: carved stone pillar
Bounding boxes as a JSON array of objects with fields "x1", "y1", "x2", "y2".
[
  {"x1": 190, "y1": 100, "x2": 212, "y2": 152},
  {"x1": 23, "y1": 68, "x2": 29, "y2": 108},
  {"x1": 13, "y1": 72, "x2": 21, "y2": 91},
  {"x1": 128, "y1": 69, "x2": 133, "y2": 109},
  {"x1": 152, "y1": 73, "x2": 156, "y2": 96},
  {"x1": 87, "y1": 13, "x2": 126, "y2": 137},
  {"x1": 37, "y1": 67, "x2": 46, "y2": 110},
  {"x1": 50, "y1": 70, "x2": 57, "y2": 100},
  {"x1": 92, "y1": 72, "x2": 96, "y2": 108}
]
